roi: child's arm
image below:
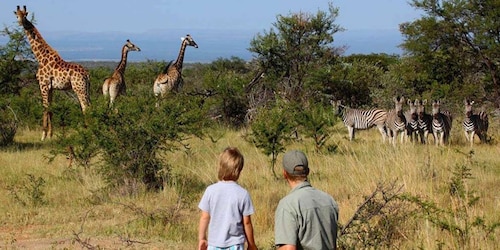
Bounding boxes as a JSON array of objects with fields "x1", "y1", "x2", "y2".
[
  {"x1": 243, "y1": 215, "x2": 257, "y2": 250},
  {"x1": 198, "y1": 211, "x2": 210, "y2": 250}
]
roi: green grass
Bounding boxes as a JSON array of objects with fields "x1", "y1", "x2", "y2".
[{"x1": 1, "y1": 123, "x2": 499, "y2": 249}]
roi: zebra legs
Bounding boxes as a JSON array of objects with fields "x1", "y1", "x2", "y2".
[
  {"x1": 434, "y1": 131, "x2": 443, "y2": 146},
  {"x1": 434, "y1": 130, "x2": 450, "y2": 146},
  {"x1": 399, "y1": 131, "x2": 406, "y2": 144},
  {"x1": 347, "y1": 126, "x2": 355, "y2": 141},
  {"x1": 376, "y1": 124, "x2": 387, "y2": 143},
  {"x1": 465, "y1": 130, "x2": 475, "y2": 147}
]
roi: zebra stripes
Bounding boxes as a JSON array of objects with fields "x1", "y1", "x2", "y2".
[
  {"x1": 331, "y1": 100, "x2": 387, "y2": 142},
  {"x1": 329, "y1": 98, "x2": 490, "y2": 147},
  {"x1": 463, "y1": 99, "x2": 489, "y2": 146},
  {"x1": 416, "y1": 99, "x2": 434, "y2": 144},
  {"x1": 385, "y1": 96, "x2": 407, "y2": 145},
  {"x1": 404, "y1": 99, "x2": 419, "y2": 143},
  {"x1": 431, "y1": 100, "x2": 453, "y2": 146}
]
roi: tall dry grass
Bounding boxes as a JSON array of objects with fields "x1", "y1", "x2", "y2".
[{"x1": 1, "y1": 121, "x2": 499, "y2": 249}]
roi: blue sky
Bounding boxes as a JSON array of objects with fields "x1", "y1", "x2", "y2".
[
  {"x1": 1, "y1": 1, "x2": 422, "y2": 61},
  {"x1": 2, "y1": 1, "x2": 420, "y2": 33}
]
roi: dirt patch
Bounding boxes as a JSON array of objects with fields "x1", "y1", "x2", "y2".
[{"x1": 0, "y1": 227, "x2": 166, "y2": 249}]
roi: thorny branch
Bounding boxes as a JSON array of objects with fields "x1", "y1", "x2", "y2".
[
  {"x1": 72, "y1": 208, "x2": 98, "y2": 250},
  {"x1": 340, "y1": 181, "x2": 405, "y2": 237}
]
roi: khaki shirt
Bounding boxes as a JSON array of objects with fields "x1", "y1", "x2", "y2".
[{"x1": 275, "y1": 181, "x2": 339, "y2": 250}]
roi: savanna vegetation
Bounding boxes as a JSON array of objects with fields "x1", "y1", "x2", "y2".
[{"x1": 1, "y1": 1, "x2": 499, "y2": 249}]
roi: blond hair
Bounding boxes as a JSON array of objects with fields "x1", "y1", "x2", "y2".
[{"x1": 218, "y1": 147, "x2": 244, "y2": 181}]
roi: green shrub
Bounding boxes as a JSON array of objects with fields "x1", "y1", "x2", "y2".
[
  {"x1": 7, "y1": 174, "x2": 47, "y2": 207},
  {"x1": 54, "y1": 93, "x2": 211, "y2": 193},
  {"x1": 248, "y1": 102, "x2": 295, "y2": 178},
  {"x1": 0, "y1": 103, "x2": 18, "y2": 146}
]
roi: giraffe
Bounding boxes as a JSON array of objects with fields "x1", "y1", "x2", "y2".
[
  {"x1": 102, "y1": 39, "x2": 141, "y2": 106},
  {"x1": 14, "y1": 6, "x2": 91, "y2": 141},
  {"x1": 153, "y1": 34, "x2": 198, "y2": 104}
]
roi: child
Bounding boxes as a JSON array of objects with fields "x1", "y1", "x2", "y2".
[{"x1": 198, "y1": 147, "x2": 257, "y2": 250}]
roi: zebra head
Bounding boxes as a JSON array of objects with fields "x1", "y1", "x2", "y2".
[
  {"x1": 330, "y1": 100, "x2": 344, "y2": 117},
  {"x1": 464, "y1": 99, "x2": 474, "y2": 118},
  {"x1": 408, "y1": 99, "x2": 417, "y2": 120},
  {"x1": 393, "y1": 96, "x2": 405, "y2": 116},
  {"x1": 432, "y1": 100, "x2": 441, "y2": 116},
  {"x1": 417, "y1": 99, "x2": 427, "y2": 119}
]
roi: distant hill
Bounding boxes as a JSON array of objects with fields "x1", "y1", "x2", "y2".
[{"x1": 1, "y1": 28, "x2": 404, "y2": 62}]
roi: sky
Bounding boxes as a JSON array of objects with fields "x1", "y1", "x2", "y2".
[
  {"x1": 0, "y1": 1, "x2": 423, "y2": 61},
  {"x1": 2, "y1": 0, "x2": 420, "y2": 33}
]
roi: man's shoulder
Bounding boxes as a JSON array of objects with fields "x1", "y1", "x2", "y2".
[{"x1": 284, "y1": 186, "x2": 337, "y2": 206}]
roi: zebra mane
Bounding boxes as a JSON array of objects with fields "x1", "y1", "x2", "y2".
[{"x1": 338, "y1": 103, "x2": 347, "y2": 108}]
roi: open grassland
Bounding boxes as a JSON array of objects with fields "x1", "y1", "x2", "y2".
[{"x1": 1, "y1": 121, "x2": 499, "y2": 249}]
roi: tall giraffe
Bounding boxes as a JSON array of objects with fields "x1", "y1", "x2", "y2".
[
  {"x1": 14, "y1": 6, "x2": 91, "y2": 141},
  {"x1": 153, "y1": 34, "x2": 198, "y2": 103},
  {"x1": 102, "y1": 39, "x2": 141, "y2": 106}
]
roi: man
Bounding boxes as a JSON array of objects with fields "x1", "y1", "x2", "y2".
[{"x1": 275, "y1": 150, "x2": 339, "y2": 250}]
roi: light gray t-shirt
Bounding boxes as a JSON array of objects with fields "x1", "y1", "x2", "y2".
[
  {"x1": 275, "y1": 181, "x2": 339, "y2": 250},
  {"x1": 199, "y1": 181, "x2": 255, "y2": 248}
]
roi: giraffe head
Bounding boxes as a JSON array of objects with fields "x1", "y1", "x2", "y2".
[
  {"x1": 181, "y1": 34, "x2": 198, "y2": 48},
  {"x1": 125, "y1": 39, "x2": 141, "y2": 52},
  {"x1": 14, "y1": 5, "x2": 37, "y2": 39},
  {"x1": 14, "y1": 5, "x2": 28, "y2": 25}
]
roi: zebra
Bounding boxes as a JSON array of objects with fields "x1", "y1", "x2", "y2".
[
  {"x1": 385, "y1": 96, "x2": 407, "y2": 145},
  {"x1": 404, "y1": 99, "x2": 419, "y2": 143},
  {"x1": 331, "y1": 100, "x2": 388, "y2": 142},
  {"x1": 463, "y1": 99, "x2": 489, "y2": 146},
  {"x1": 431, "y1": 100, "x2": 453, "y2": 146},
  {"x1": 416, "y1": 99, "x2": 434, "y2": 144}
]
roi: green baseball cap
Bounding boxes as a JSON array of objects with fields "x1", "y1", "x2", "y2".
[{"x1": 282, "y1": 150, "x2": 309, "y2": 176}]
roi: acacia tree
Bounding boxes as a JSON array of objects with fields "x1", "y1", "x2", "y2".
[
  {"x1": 400, "y1": 0, "x2": 500, "y2": 106},
  {"x1": 248, "y1": 2, "x2": 344, "y2": 105},
  {"x1": 0, "y1": 23, "x2": 36, "y2": 96},
  {"x1": 248, "y1": 102, "x2": 294, "y2": 178},
  {"x1": 192, "y1": 57, "x2": 251, "y2": 128}
]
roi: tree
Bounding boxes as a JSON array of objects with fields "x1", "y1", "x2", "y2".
[
  {"x1": 296, "y1": 102, "x2": 335, "y2": 152},
  {"x1": 400, "y1": 0, "x2": 500, "y2": 106},
  {"x1": 248, "y1": 2, "x2": 344, "y2": 105},
  {"x1": 0, "y1": 23, "x2": 36, "y2": 96},
  {"x1": 248, "y1": 102, "x2": 294, "y2": 178},
  {"x1": 0, "y1": 20, "x2": 43, "y2": 131},
  {"x1": 187, "y1": 57, "x2": 252, "y2": 128}
]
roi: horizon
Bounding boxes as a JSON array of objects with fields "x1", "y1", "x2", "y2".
[
  {"x1": 1, "y1": 28, "x2": 404, "y2": 63},
  {"x1": 1, "y1": 1, "x2": 419, "y2": 62}
]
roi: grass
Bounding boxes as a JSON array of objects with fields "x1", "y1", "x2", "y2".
[{"x1": 1, "y1": 122, "x2": 499, "y2": 249}]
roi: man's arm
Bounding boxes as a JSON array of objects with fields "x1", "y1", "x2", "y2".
[{"x1": 277, "y1": 245, "x2": 296, "y2": 250}]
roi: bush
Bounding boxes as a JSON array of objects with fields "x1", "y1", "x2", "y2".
[
  {"x1": 247, "y1": 102, "x2": 295, "y2": 178},
  {"x1": 296, "y1": 103, "x2": 335, "y2": 152},
  {"x1": 54, "y1": 93, "x2": 211, "y2": 193},
  {"x1": 0, "y1": 103, "x2": 18, "y2": 146}
]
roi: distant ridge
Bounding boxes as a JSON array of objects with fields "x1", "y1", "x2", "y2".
[{"x1": 1, "y1": 28, "x2": 404, "y2": 62}]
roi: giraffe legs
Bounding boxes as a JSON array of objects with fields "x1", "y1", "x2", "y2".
[
  {"x1": 40, "y1": 82, "x2": 52, "y2": 141},
  {"x1": 42, "y1": 110, "x2": 53, "y2": 141}
]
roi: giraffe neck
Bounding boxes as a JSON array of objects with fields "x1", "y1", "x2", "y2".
[
  {"x1": 115, "y1": 45, "x2": 129, "y2": 75},
  {"x1": 173, "y1": 41, "x2": 188, "y2": 70},
  {"x1": 21, "y1": 17, "x2": 62, "y2": 64}
]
